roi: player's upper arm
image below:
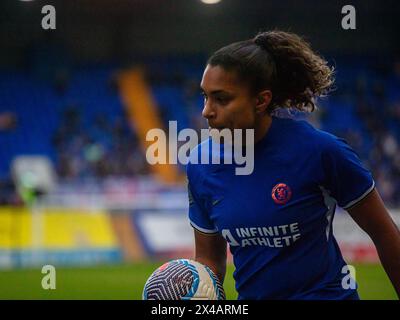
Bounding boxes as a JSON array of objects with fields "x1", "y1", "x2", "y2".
[
  {"x1": 346, "y1": 188, "x2": 400, "y2": 242},
  {"x1": 194, "y1": 228, "x2": 227, "y2": 284},
  {"x1": 186, "y1": 160, "x2": 227, "y2": 282}
]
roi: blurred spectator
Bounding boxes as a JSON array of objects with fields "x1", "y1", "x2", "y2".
[
  {"x1": 52, "y1": 107, "x2": 149, "y2": 180},
  {"x1": 53, "y1": 68, "x2": 70, "y2": 96},
  {"x1": 0, "y1": 112, "x2": 17, "y2": 131}
]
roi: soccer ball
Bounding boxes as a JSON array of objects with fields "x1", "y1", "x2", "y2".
[{"x1": 142, "y1": 259, "x2": 226, "y2": 300}]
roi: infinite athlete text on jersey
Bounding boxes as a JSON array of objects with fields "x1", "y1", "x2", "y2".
[{"x1": 222, "y1": 222, "x2": 301, "y2": 248}]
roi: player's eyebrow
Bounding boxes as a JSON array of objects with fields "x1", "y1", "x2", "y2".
[{"x1": 200, "y1": 87, "x2": 232, "y2": 95}]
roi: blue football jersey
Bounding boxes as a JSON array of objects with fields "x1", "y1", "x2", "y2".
[{"x1": 186, "y1": 116, "x2": 375, "y2": 300}]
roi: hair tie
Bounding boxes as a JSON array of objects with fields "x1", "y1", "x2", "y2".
[{"x1": 254, "y1": 36, "x2": 272, "y2": 54}]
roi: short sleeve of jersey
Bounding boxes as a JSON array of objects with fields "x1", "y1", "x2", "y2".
[
  {"x1": 186, "y1": 163, "x2": 218, "y2": 234},
  {"x1": 320, "y1": 135, "x2": 375, "y2": 209}
]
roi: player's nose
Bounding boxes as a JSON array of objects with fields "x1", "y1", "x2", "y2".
[{"x1": 202, "y1": 101, "x2": 216, "y2": 120}]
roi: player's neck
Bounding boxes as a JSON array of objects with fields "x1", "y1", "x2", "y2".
[{"x1": 254, "y1": 115, "x2": 273, "y2": 144}]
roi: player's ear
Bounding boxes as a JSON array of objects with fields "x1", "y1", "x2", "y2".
[{"x1": 255, "y1": 89, "x2": 272, "y2": 114}]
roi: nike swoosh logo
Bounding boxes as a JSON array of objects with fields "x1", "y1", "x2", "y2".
[{"x1": 212, "y1": 198, "x2": 223, "y2": 206}]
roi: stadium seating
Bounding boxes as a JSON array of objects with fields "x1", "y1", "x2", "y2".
[{"x1": 0, "y1": 57, "x2": 399, "y2": 205}]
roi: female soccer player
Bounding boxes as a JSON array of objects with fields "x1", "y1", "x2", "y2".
[{"x1": 186, "y1": 30, "x2": 400, "y2": 300}]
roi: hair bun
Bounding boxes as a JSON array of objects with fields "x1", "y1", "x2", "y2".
[{"x1": 254, "y1": 33, "x2": 273, "y2": 53}]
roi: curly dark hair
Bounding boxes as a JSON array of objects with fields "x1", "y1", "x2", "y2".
[{"x1": 207, "y1": 30, "x2": 335, "y2": 113}]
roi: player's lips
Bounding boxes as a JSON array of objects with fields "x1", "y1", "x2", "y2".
[{"x1": 208, "y1": 126, "x2": 225, "y2": 130}]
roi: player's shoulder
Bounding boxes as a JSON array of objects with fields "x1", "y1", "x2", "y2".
[
  {"x1": 186, "y1": 138, "x2": 213, "y2": 182},
  {"x1": 276, "y1": 116, "x2": 344, "y2": 150}
]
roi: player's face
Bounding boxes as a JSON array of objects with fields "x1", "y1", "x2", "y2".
[{"x1": 200, "y1": 65, "x2": 259, "y2": 131}]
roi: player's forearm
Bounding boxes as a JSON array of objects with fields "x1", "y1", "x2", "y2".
[
  {"x1": 195, "y1": 255, "x2": 226, "y2": 284},
  {"x1": 347, "y1": 190, "x2": 400, "y2": 298},
  {"x1": 372, "y1": 229, "x2": 400, "y2": 298},
  {"x1": 194, "y1": 230, "x2": 228, "y2": 284},
  {"x1": 211, "y1": 260, "x2": 226, "y2": 285}
]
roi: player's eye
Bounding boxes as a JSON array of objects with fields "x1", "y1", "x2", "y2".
[{"x1": 215, "y1": 96, "x2": 229, "y2": 105}]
